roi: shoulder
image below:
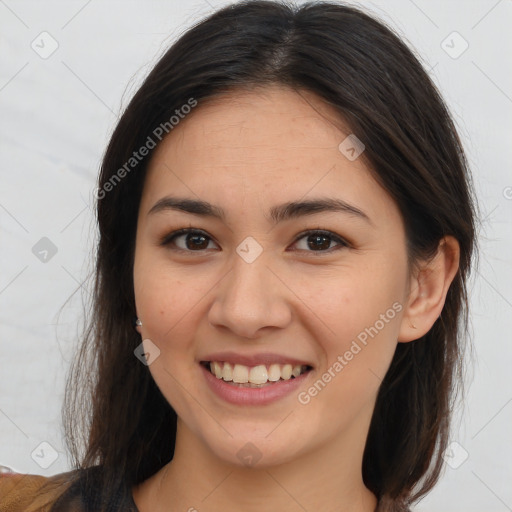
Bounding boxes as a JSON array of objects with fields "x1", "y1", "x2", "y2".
[{"x1": 0, "y1": 465, "x2": 78, "y2": 512}]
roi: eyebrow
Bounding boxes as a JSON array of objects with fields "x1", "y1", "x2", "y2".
[{"x1": 148, "y1": 196, "x2": 372, "y2": 225}]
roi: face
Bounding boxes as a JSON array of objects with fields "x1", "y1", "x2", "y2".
[{"x1": 133, "y1": 85, "x2": 411, "y2": 468}]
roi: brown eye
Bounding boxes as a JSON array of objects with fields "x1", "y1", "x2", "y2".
[
  {"x1": 160, "y1": 228, "x2": 348, "y2": 254},
  {"x1": 292, "y1": 230, "x2": 349, "y2": 253},
  {"x1": 160, "y1": 229, "x2": 218, "y2": 252}
]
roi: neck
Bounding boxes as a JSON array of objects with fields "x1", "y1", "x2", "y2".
[{"x1": 133, "y1": 416, "x2": 378, "y2": 512}]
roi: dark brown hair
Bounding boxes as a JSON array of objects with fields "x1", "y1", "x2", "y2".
[{"x1": 61, "y1": 1, "x2": 477, "y2": 510}]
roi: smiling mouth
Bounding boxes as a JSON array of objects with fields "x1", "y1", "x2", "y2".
[{"x1": 200, "y1": 361, "x2": 313, "y2": 387}]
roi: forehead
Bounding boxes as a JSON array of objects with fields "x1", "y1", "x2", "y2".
[
  {"x1": 140, "y1": 85, "x2": 400, "y2": 227},
  {"x1": 161, "y1": 85, "x2": 352, "y2": 158}
]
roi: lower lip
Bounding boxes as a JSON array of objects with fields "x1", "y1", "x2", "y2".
[{"x1": 200, "y1": 364, "x2": 311, "y2": 406}]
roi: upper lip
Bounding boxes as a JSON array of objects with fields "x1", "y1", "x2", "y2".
[{"x1": 199, "y1": 351, "x2": 313, "y2": 368}]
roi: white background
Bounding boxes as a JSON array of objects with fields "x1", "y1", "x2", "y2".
[{"x1": 0, "y1": 1, "x2": 511, "y2": 510}]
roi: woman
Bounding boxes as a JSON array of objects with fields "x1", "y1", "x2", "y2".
[{"x1": 0, "y1": 1, "x2": 476, "y2": 511}]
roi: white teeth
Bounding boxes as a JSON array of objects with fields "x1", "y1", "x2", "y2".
[
  {"x1": 268, "y1": 364, "x2": 281, "y2": 382},
  {"x1": 281, "y1": 364, "x2": 292, "y2": 380},
  {"x1": 222, "y1": 362, "x2": 233, "y2": 381},
  {"x1": 211, "y1": 361, "x2": 223, "y2": 379},
  {"x1": 249, "y1": 365, "x2": 268, "y2": 385},
  {"x1": 292, "y1": 365, "x2": 302, "y2": 377},
  {"x1": 232, "y1": 364, "x2": 249, "y2": 383},
  {"x1": 206, "y1": 361, "x2": 309, "y2": 384}
]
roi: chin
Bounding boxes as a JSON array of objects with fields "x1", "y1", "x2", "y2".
[{"x1": 200, "y1": 428, "x2": 308, "y2": 470}]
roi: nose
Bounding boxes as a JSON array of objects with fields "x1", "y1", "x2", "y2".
[{"x1": 207, "y1": 252, "x2": 292, "y2": 339}]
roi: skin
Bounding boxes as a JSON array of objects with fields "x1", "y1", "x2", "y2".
[{"x1": 131, "y1": 84, "x2": 460, "y2": 512}]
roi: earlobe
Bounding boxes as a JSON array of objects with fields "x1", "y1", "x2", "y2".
[
  {"x1": 134, "y1": 318, "x2": 143, "y2": 334},
  {"x1": 398, "y1": 236, "x2": 460, "y2": 343}
]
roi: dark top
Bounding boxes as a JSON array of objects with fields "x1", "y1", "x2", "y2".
[
  {"x1": 0, "y1": 465, "x2": 140, "y2": 512},
  {"x1": 50, "y1": 466, "x2": 140, "y2": 512},
  {"x1": 1, "y1": 464, "x2": 410, "y2": 512}
]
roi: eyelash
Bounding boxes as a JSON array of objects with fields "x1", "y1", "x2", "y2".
[{"x1": 158, "y1": 227, "x2": 350, "y2": 255}]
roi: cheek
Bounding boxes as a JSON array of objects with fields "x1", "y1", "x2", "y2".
[
  {"x1": 292, "y1": 260, "x2": 406, "y2": 404},
  {"x1": 297, "y1": 261, "x2": 404, "y2": 340},
  {"x1": 133, "y1": 258, "x2": 222, "y2": 399},
  {"x1": 295, "y1": 273, "x2": 404, "y2": 428},
  {"x1": 134, "y1": 255, "x2": 187, "y2": 357},
  {"x1": 133, "y1": 262, "x2": 207, "y2": 413},
  {"x1": 134, "y1": 247, "x2": 205, "y2": 328},
  {"x1": 135, "y1": 273, "x2": 200, "y2": 343}
]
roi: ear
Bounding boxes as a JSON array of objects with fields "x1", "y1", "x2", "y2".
[{"x1": 398, "y1": 236, "x2": 460, "y2": 342}]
